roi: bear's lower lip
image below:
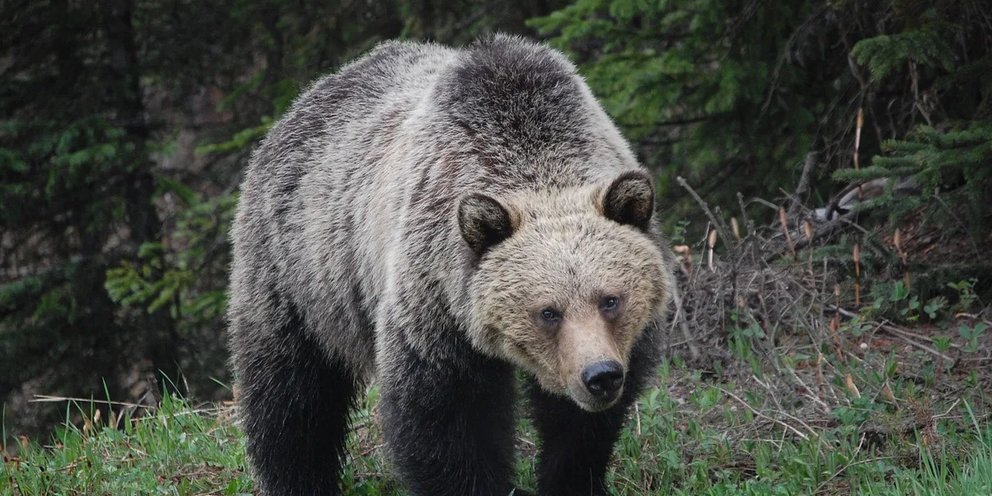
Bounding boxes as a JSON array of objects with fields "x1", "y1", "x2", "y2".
[
  {"x1": 570, "y1": 390, "x2": 622, "y2": 412},
  {"x1": 576, "y1": 398, "x2": 616, "y2": 412}
]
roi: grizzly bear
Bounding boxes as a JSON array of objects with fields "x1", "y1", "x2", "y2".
[{"x1": 228, "y1": 34, "x2": 676, "y2": 496}]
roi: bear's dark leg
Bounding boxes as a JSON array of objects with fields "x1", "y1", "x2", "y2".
[
  {"x1": 526, "y1": 386, "x2": 628, "y2": 496},
  {"x1": 379, "y1": 338, "x2": 517, "y2": 496},
  {"x1": 527, "y1": 329, "x2": 661, "y2": 496},
  {"x1": 235, "y1": 302, "x2": 358, "y2": 496}
]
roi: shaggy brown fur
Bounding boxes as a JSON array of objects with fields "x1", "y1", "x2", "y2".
[{"x1": 228, "y1": 34, "x2": 675, "y2": 496}]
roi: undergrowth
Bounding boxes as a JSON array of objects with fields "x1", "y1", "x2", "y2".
[
  {"x1": 1, "y1": 394, "x2": 250, "y2": 495},
  {"x1": 4, "y1": 232, "x2": 991, "y2": 495},
  {"x1": 2, "y1": 361, "x2": 990, "y2": 495}
]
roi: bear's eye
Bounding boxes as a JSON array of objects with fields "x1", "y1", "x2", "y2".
[
  {"x1": 600, "y1": 296, "x2": 621, "y2": 312},
  {"x1": 539, "y1": 307, "x2": 562, "y2": 324}
]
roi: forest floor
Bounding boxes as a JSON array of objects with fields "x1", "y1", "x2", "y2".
[
  {"x1": 2, "y1": 337, "x2": 992, "y2": 496},
  {"x1": 4, "y1": 208, "x2": 992, "y2": 495}
]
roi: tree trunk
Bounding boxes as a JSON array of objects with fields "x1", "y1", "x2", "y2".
[{"x1": 105, "y1": 0, "x2": 181, "y2": 392}]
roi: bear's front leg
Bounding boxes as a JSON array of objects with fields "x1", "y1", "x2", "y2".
[
  {"x1": 526, "y1": 383, "x2": 628, "y2": 496},
  {"x1": 233, "y1": 300, "x2": 360, "y2": 496},
  {"x1": 379, "y1": 334, "x2": 518, "y2": 496},
  {"x1": 527, "y1": 328, "x2": 661, "y2": 496}
]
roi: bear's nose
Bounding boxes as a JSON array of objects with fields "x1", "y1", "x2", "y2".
[{"x1": 581, "y1": 360, "x2": 624, "y2": 399}]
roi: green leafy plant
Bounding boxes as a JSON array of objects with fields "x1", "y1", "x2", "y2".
[
  {"x1": 105, "y1": 183, "x2": 236, "y2": 329},
  {"x1": 948, "y1": 279, "x2": 979, "y2": 312},
  {"x1": 958, "y1": 322, "x2": 989, "y2": 353}
]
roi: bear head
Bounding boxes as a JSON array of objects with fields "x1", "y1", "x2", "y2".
[{"x1": 459, "y1": 171, "x2": 672, "y2": 412}]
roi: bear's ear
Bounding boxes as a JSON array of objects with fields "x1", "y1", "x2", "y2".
[
  {"x1": 458, "y1": 193, "x2": 515, "y2": 256},
  {"x1": 600, "y1": 170, "x2": 654, "y2": 230}
]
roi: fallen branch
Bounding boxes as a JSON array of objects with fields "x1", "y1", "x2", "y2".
[
  {"x1": 788, "y1": 151, "x2": 819, "y2": 218},
  {"x1": 716, "y1": 386, "x2": 812, "y2": 440},
  {"x1": 830, "y1": 306, "x2": 957, "y2": 362},
  {"x1": 670, "y1": 287, "x2": 701, "y2": 361},
  {"x1": 831, "y1": 306, "x2": 961, "y2": 350},
  {"x1": 764, "y1": 209, "x2": 858, "y2": 262},
  {"x1": 31, "y1": 395, "x2": 150, "y2": 409},
  {"x1": 676, "y1": 176, "x2": 733, "y2": 247}
]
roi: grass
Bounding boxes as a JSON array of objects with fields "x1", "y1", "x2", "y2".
[
  {"x1": 2, "y1": 356, "x2": 991, "y2": 496},
  {"x1": 1, "y1": 395, "x2": 251, "y2": 495},
  {"x1": 603, "y1": 360, "x2": 992, "y2": 496}
]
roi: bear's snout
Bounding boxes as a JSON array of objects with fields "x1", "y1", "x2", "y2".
[{"x1": 581, "y1": 360, "x2": 624, "y2": 400}]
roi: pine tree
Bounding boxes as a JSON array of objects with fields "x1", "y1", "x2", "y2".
[
  {"x1": 531, "y1": 0, "x2": 991, "y2": 235},
  {"x1": 1, "y1": 1, "x2": 176, "y2": 430}
]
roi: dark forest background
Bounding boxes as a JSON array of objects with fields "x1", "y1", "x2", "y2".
[{"x1": 2, "y1": 0, "x2": 990, "y2": 436}]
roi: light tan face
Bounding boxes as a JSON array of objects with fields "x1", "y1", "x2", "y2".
[{"x1": 463, "y1": 184, "x2": 670, "y2": 412}]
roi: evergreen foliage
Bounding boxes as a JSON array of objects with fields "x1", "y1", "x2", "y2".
[
  {"x1": 530, "y1": 0, "x2": 838, "y2": 209},
  {"x1": 531, "y1": 0, "x2": 991, "y2": 228},
  {"x1": 1, "y1": 4, "x2": 175, "y2": 431},
  {"x1": 841, "y1": 3, "x2": 991, "y2": 236},
  {"x1": 1, "y1": 0, "x2": 990, "y2": 438}
]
